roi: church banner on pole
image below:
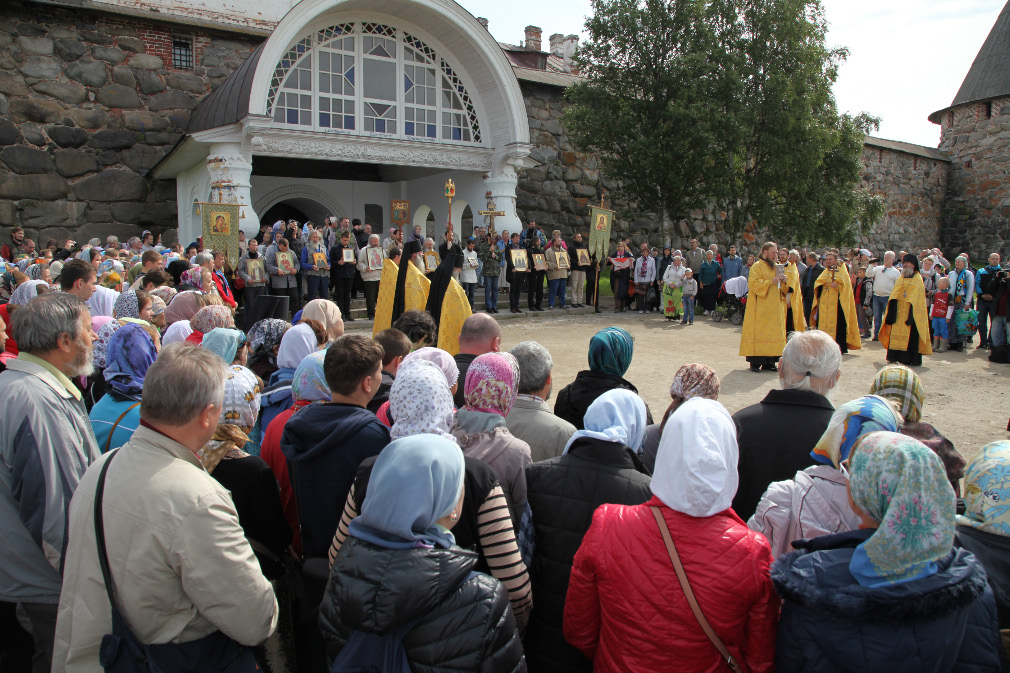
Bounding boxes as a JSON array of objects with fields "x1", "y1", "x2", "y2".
[
  {"x1": 200, "y1": 203, "x2": 242, "y2": 270},
  {"x1": 588, "y1": 206, "x2": 614, "y2": 262}
]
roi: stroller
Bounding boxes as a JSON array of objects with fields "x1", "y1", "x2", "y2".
[{"x1": 711, "y1": 276, "x2": 748, "y2": 325}]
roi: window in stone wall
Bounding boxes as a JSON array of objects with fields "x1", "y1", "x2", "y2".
[{"x1": 173, "y1": 37, "x2": 194, "y2": 70}]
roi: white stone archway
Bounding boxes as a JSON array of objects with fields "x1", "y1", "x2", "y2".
[{"x1": 413, "y1": 205, "x2": 432, "y2": 238}]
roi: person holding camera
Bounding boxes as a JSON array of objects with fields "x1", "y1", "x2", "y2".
[
  {"x1": 975, "y1": 253, "x2": 1004, "y2": 350},
  {"x1": 985, "y1": 263, "x2": 1009, "y2": 362}
]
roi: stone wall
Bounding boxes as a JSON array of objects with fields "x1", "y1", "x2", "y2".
[
  {"x1": 937, "y1": 96, "x2": 1010, "y2": 260},
  {"x1": 0, "y1": 3, "x2": 259, "y2": 245},
  {"x1": 857, "y1": 141, "x2": 949, "y2": 255}
]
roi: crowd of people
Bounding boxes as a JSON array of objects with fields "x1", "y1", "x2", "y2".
[{"x1": 0, "y1": 222, "x2": 1008, "y2": 673}]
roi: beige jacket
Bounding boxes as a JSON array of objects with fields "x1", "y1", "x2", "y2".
[
  {"x1": 545, "y1": 247, "x2": 568, "y2": 281},
  {"x1": 53, "y1": 425, "x2": 278, "y2": 673},
  {"x1": 505, "y1": 395, "x2": 576, "y2": 463}
]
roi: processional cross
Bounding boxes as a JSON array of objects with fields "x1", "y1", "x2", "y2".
[{"x1": 479, "y1": 200, "x2": 506, "y2": 238}]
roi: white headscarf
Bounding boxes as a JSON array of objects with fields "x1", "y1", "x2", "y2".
[
  {"x1": 276, "y1": 322, "x2": 319, "y2": 370},
  {"x1": 651, "y1": 397, "x2": 738, "y2": 517},
  {"x1": 162, "y1": 320, "x2": 193, "y2": 346},
  {"x1": 87, "y1": 285, "x2": 119, "y2": 318},
  {"x1": 390, "y1": 360, "x2": 457, "y2": 441},
  {"x1": 562, "y1": 388, "x2": 648, "y2": 455}
]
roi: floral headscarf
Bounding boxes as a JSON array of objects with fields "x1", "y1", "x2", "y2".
[
  {"x1": 26, "y1": 263, "x2": 45, "y2": 280},
  {"x1": 149, "y1": 295, "x2": 166, "y2": 318},
  {"x1": 663, "y1": 363, "x2": 720, "y2": 426},
  {"x1": 869, "y1": 364, "x2": 924, "y2": 423},
  {"x1": 190, "y1": 305, "x2": 233, "y2": 334},
  {"x1": 588, "y1": 327, "x2": 634, "y2": 377},
  {"x1": 180, "y1": 267, "x2": 205, "y2": 290},
  {"x1": 248, "y1": 319, "x2": 291, "y2": 368},
  {"x1": 220, "y1": 365, "x2": 261, "y2": 430},
  {"x1": 165, "y1": 291, "x2": 203, "y2": 326},
  {"x1": 848, "y1": 431, "x2": 956, "y2": 587},
  {"x1": 15, "y1": 258, "x2": 31, "y2": 272},
  {"x1": 98, "y1": 260, "x2": 125, "y2": 276},
  {"x1": 463, "y1": 352, "x2": 520, "y2": 417},
  {"x1": 957, "y1": 440, "x2": 1010, "y2": 537},
  {"x1": 810, "y1": 395, "x2": 901, "y2": 468},
  {"x1": 402, "y1": 346, "x2": 459, "y2": 389},
  {"x1": 113, "y1": 289, "x2": 140, "y2": 319},
  {"x1": 103, "y1": 323, "x2": 157, "y2": 398},
  {"x1": 0, "y1": 270, "x2": 17, "y2": 302},
  {"x1": 149, "y1": 286, "x2": 177, "y2": 305},
  {"x1": 291, "y1": 350, "x2": 331, "y2": 402},
  {"x1": 93, "y1": 320, "x2": 125, "y2": 369},
  {"x1": 10, "y1": 279, "x2": 49, "y2": 306},
  {"x1": 391, "y1": 360, "x2": 457, "y2": 440}
]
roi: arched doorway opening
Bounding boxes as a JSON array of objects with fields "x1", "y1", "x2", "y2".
[
  {"x1": 413, "y1": 205, "x2": 431, "y2": 239},
  {"x1": 261, "y1": 202, "x2": 312, "y2": 229},
  {"x1": 460, "y1": 204, "x2": 473, "y2": 240}
]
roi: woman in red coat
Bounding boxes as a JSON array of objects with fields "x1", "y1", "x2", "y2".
[{"x1": 564, "y1": 397, "x2": 779, "y2": 673}]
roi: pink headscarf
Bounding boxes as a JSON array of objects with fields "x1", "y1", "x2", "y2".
[{"x1": 463, "y1": 352, "x2": 520, "y2": 417}]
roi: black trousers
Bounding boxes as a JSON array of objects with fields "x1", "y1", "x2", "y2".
[
  {"x1": 273, "y1": 285, "x2": 300, "y2": 316},
  {"x1": 334, "y1": 277, "x2": 353, "y2": 318},
  {"x1": 509, "y1": 271, "x2": 524, "y2": 310},
  {"x1": 363, "y1": 280, "x2": 379, "y2": 319},
  {"x1": 527, "y1": 271, "x2": 544, "y2": 309},
  {"x1": 242, "y1": 284, "x2": 267, "y2": 330}
]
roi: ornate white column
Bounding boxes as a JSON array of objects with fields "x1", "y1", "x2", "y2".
[
  {"x1": 206, "y1": 141, "x2": 260, "y2": 238},
  {"x1": 484, "y1": 144, "x2": 535, "y2": 234}
]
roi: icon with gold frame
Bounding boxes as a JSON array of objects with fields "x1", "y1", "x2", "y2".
[
  {"x1": 557, "y1": 250, "x2": 571, "y2": 269},
  {"x1": 532, "y1": 253, "x2": 547, "y2": 271},
  {"x1": 423, "y1": 250, "x2": 440, "y2": 272},
  {"x1": 576, "y1": 248, "x2": 591, "y2": 266},
  {"x1": 511, "y1": 249, "x2": 528, "y2": 271}
]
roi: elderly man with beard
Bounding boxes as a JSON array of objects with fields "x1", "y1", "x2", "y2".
[
  {"x1": 0, "y1": 294, "x2": 99, "y2": 673},
  {"x1": 879, "y1": 253, "x2": 933, "y2": 366}
]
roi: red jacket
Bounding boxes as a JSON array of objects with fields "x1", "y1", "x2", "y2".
[
  {"x1": 564, "y1": 497, "x2": 778, "y2": 673},
  {"x1": 212, "y1": 269, "x2": 237, "y2": 308}
]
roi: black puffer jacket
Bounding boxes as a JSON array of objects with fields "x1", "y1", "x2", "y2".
[
  {"x1": 320, "y1": 537, "x2": 526, "y2": 673},
  {"x1": 773, "y1": 529, "x2": 1002, "y2": 673},
  {"x1": 553, "y1": 370, "x2": 653, "y2": 430},
  {"x1": 524, "y1": 438, "x2": 652, "y2": 673}
]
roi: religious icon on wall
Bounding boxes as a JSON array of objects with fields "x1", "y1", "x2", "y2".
[
  {"x1": 341, "y1": 248, "x2": 356, "y2": 264},
  {"x1": 391, "y1": 200, "x2": 410, "y2": 225},
  {"x1": 277, "y1": 250, "x2": 297, "y2": 275},
  {"x1": 532, "y1": 253, "x2": 547, "y2": 272},
  {"x1": 367, "y1": 247, "x2": 384, "y2": 271},
  {"x1": 576, "y1": 248, "x2": 591, "y2": 266},
  {"x1": 424, "y1": 250, "x2": 440, "y2": 272},
  {"x1": 557, "y1": 250, "x2": 571, "y2": 269},
  {"x1": 511, "y1": 249, "x2": 528, "y2": 271},
  {"x1": 313, "y1": 252, "x2": 329, "y2": 269},
  {"x1": 247, "y1": 259, "x2": 266, "y2": 284}
]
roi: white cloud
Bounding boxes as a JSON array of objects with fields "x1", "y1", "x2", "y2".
[{"x1": 460, "y1": 0, "x2": 1002, "y2": 148}]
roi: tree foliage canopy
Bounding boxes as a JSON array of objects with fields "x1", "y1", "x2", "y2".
[{"x1": 563, "y1": 0, "x2": 884, "y2": 246}]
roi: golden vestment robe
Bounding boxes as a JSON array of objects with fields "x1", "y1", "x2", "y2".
[
  {"x1": 739, "y1": 260, "x2": 789, "y2": 357},
  {"x1": 879, "y1": 274, "x2": 932, "y2": 355},
  {"x1": 372, "y1": 259, "x2": 431, "y2": 336},
  {"x1": 811, "y1": 269, "x2": 862, "y2": 350},
  {"x1": 435, "y1": 278, "x2": 472, "y2": 356}
]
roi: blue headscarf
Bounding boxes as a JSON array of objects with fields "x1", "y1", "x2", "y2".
[
  {"x1": 103, "y1": 323, "x2": 157, "y2": 398},
  {"x1": 810, "y1": 395, "x2": 901, "y2": 468},
  {"x1": 563, "y1": 388, "x2": 648, "y2": 455},
  {"x1": 588, "y1": 327, "x2": 634, "y2": 377},
  {"x1": 348, "y1": 436, "x2": 465, "y2": 550},
  {"x1": 202, "y1": 328, "x2": 246, "y2": 365}
]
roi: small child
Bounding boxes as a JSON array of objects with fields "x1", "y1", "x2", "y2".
[
  {"x1": 853, "y1": 266, "x2": 871, "y2": 338},
  {"x1": 930, "y1": 276, "x2": 953, "y2": 352},
  {"x1": 681, "y1": 269, "x2": 698, "y2": 325}
]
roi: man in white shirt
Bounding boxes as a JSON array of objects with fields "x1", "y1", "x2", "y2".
[
  {"x1": 866, "y1": 251, "x2": 901, "y2": 341},
  {"x1": 460, "y1": 237, "x2": 480, "y2": 310}
]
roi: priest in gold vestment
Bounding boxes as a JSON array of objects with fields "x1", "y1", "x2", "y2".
[
  {"x1": 740, "y1": 242, "x2": 789, "y2": 371},
  {"x1": 424, "y1": 253, "x2": 472, "y2": 356},
  {"x1": 372, "y1": 240, "x2": 430, "y2": 336},
  {"x1": 879, "y1": 253, "x2": 932, "y2": 366},
  {"x1": 810, "y1": 250, "x2": 862, "y2": 354}
]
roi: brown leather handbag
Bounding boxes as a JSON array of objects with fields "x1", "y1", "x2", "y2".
[{"x1": 650, "y1": 506, "x2": 749, "y2": 673}]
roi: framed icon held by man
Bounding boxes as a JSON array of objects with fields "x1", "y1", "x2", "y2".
[
  {"x1": 313, "y1": 252, "x2": 329, "y2": 269},
  {"x1": 532, "y1": 254, "x2": 547, "y2": 272},
  {"x1": 247, "y1": 259, "x2": 266, "y2": 283},
  {"x1": 367, "y1": 247, "x2": 384, "y2": 271},
  {"x1": 511, "y1": 249, "x2": 528, "y2": 271},
  {"x1": 557, "y1": 251, "x2": 571, "y2": 269},
  {"x1": 576, "y1": 248, "x2": 591, "y2": 266},
  {"x1": 277, "y1": 250, "x2": 297, "y2": 275},
  {"x1": 341, "y1": 248, "x2": 356, "y2": 264},
  {"x1": 424, "y1": 250, "x2": 440, "y2": 272}
]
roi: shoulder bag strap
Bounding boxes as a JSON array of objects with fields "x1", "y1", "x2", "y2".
[
  {"x1": 650, "y1": 506, "x2": 742, "y2": 673},
  {"x1": 105, "y1": 402, "x2": 141, "y2": 453},
  {"x1": 94, "y1": 450, "x2": 121, "y2": 609}
]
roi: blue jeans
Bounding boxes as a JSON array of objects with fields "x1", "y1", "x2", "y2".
[
  {"x1": 991, "y1": 315, "x2": 1006, "y2": 347},
  {"x1": 931, "y1": 316, "x2": 949, "y2": 339},
  {"x1": 976, "y1": 298, "x2": 993, "y2": 345},
  {"x1": 872, "y1": 295, "x2": 889, "y2": 337},
  {"x1": 548, "y1": 277, "x2": 567, "y2": 307},
  {"x1": 682, "y1": 296, "x2": 695, "y2": 322},
  {"x1": 306, "y1": 274, "x2": 328, "y2": 302},
  {"x1": 462, "y1": 282, "x2": 476, "y2": 309},
  {"x1": 484, "y1": 274, "x2": 499, "y2": 310}
]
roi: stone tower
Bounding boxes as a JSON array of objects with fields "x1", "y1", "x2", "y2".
[{"x1": 930, "y1": 1, "x2": 1010, "y2": 259}]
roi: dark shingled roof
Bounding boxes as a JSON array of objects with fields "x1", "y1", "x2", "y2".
[
  {"x1": 187, "y1": 42, "x2": 265, "y2": 134},
  {"x1": 945, "y1": 1, "x2": 1010, "y2": 112}
]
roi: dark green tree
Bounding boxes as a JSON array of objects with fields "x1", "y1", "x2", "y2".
[{"x1": 563, "y1": 0, "x2": 885, "y2": 246}]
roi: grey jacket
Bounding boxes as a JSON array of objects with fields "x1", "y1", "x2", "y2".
[
  {"x1": 236, "y1": 253, "x2": 267, "y2": 287},
  {"x1": 452, "y1": 410, "x2": 531, "y2": 524},
  {"x1": 0, "y1": 356, "x2": 100, "y2": 603},
  {"x1": 505, "y1": 395, "x2": 576, "y2": 463}
]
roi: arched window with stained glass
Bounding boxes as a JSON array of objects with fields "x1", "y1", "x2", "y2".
[{"x1": 266, "y1": 22, "x2": 482, "y2": 145}]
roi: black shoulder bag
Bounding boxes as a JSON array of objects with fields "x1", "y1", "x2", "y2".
[{"x1": 94, "y1": 450, "x2": 262, "y2": 673}]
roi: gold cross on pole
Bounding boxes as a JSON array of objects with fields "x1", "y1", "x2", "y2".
[
  {"x1": 599, "y1": 190, "x2": 608, "y2": 210},
  {"x1": 478, "y1": 200, "x2": 506, "y2": 237}
]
